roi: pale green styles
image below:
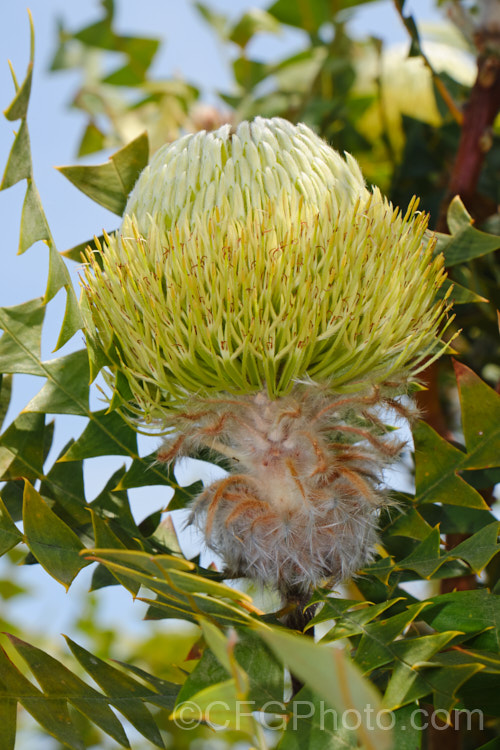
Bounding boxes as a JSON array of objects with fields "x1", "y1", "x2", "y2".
[{"x1": 81, "y1": 117, "x2": 452, "y2": 427}]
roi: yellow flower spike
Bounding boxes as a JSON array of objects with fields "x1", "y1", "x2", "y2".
[
  {"x1": 82, "y1": 117, "x2": 451, "y2": 422},
  {"x1": 81, "y1": 117, "x2": 454, "y2": 606}
]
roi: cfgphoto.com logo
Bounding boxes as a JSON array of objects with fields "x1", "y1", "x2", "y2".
[{"x1": 172, "y1": 700, "x2": 484, "y2": 732}]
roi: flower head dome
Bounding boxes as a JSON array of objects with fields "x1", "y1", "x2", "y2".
[{"x1": 81, "y1": 116, "x2": 451, "y2": 427}]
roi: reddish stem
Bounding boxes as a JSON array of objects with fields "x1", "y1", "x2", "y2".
[{"x1": 437, "y1": 45, "x2": 500, "y2": 230}]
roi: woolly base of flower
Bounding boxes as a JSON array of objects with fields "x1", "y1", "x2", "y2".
[{"x1": 158, "y1": 384, "x2": 410, "y2": 601}]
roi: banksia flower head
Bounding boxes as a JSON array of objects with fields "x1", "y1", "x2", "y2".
[{"x1": 82, "y1": 117, "x2": 452, "y2": 612}]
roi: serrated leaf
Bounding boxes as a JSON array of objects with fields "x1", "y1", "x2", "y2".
[
  {"x1": 3, "y1": 13, "x2": 34, "y2": 121},
  {"x1": 39, "y1": 442, "x2": 88, "y2": 527},
  {"x1": 446, "y1": 522, "x2": 500, "y2": 573},
  {"x1": 57, "y1": 132, "x2": 149, "y2": 215},
  {"x1": 354, "y1": 602, "x2": 431, "y2": 673},
  {"x1": 115, "y1": 451, "x2": 202, "y2": 507},
  {"x1": 88, "y1": 469, "x2": 139, "y2": 535},
  {"x1": 454, "y1": 360, "x2": 500, "y2": 470},
  {"x1": 173, "y1": 678, "x2": 254, "y2": 734},
  {"x1": 84, "y1": 550, "x2": 256, "y2": 621},
  {"x1": 63, "y1": 232, "x2": 108, "y2": 264},
  {"x1": 277, "y1": 685, "x2": 357, "y2": 750},
  {"x1": 436, "y1": 196, "x2": 500, "y2": 266},
  {"x1": 44, "y1": 242, "x2": 73, "y2": 303},
  {"x1": 0, "y1": 119, "x2": 32, "y2": 189},
  {"x1": 390, "y1": 703, "x2": 423, "y2": 750},
  {"x1": 54, "y1": 286, "x2": 83, "y2": 349},
  {"x1": 382, "y1": 631, "x2": 462, "y2": 710},
  {"x1": 387, "y1": 508, "x2": 433, "y2": 541},
  {"x1": 312, "y1": 599, "x2": 401, "y2": 639},
  {"x1": 0, "y1": 298, "x2": 45, "y2": 375},
  {"x1": 413, "y1": 421, "x2": 489, "y2": 510},
  {"x1": 396, "y1": 527, "x2": 443, "y2": 579},
  {"x1": 257, "y1": 625, "x2": 391, "y2": 750},
  {"x1": 65, "y1": 637, "x2": 165, "y2": 748},
  {"x1": 437, "y1": 277, "x2": 488, "y2": 305},
  {"x1": 0, "y1": 497, "x2": 23, "y2": 555},
  {"x1": 420, "y1": 590, "x2": 500, "y2": 651},
  {"x1": 0, "y1": 374, "x2": 13, "y2": 431},
  {"x1": 90, "y1": 513, "x2": 140, "y2": 594},
  {"x1": 0, "y1": 695, "x2": 16, "y2": 750},
  {"x1": 23, "y1": 481, "x2": 87, "y2": 588},
  {"x1": 18, "y1": 179, "x2": 52, "y2": 253},
  {"x1": 5, "y1": 634, "x2": 130, "y2": 748},
  {"x1": 200, "y1": 620, "x2": 248, "y2": 695},
  {"x1": 77, "y1": 122, "x2": 106, "y2": 157},
  {"x1": 24, "y1": 350, "x2": 89, "y2": 416},
  {"x1": 0, "y1": 643, "x2": 84, "y2": 750},
  {"x1": 81, "y1": 548, "x2": 194, "y2": 575},
  {"x1": 0, "y1": 412, "x2": 45, "y2": 482},
  {"x1": 60, "y1": 409, "x2": 138, "y2": 460},
  {"x1": 401, "y1": 662, "x2": 481, "y2": 713}
]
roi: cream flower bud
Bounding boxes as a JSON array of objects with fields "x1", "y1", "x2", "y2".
[{"x1": 82, "y1": 116, "x2": 451, "y2": 425}]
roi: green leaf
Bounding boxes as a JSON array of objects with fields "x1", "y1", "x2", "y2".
[
  {"x1": 435, "y1": 196, "x2": 500, "y2": 266},
  {"x1": 0, "y1": 374, "x2": 13, "y2": 431},
  {"x1": 0, "y1": 497, "x2": 23, "y2": 555},
  {"x1": 90, "y1": 513, "x2": 140, "y2": 594},
  {"x1": 55, "y1": 286, "x2": 83, "y2": 349},
  {"x1": 396, "y1": 527, "x2": 443, "y2": 579},
  {"x1": 24, "y1": 350, "x2": 90, "y2": 416},
  {"x1": 0, "y1": 412, "x2": 46, "y2": 482},
  {"x1": 267, "y1": 0, "x2": 333, "y2": 32},
  {"x1": 23, "y1": 481, "x2": 87, "y2": 588},
  {"x1": 62, "y1": 232, "x2": 110, "y2": 264},
  {"x1": 183, "y1": 622, "x2": 284, "y2": 716},
  {"x1": 277, "y1": 685, "x2": 357, "y2": 750},
  {"x1": 65, "y1": 637, "x2": 166, "y2": 748},
  {"x1": 44, "y1": 242, "x2": 73, "y2": 303},
  {"x1": 420, "y1": 590, "x2": 500, "y2": 651},
  {"x1": 173, "y1": 677, "x2": 255, "y2": 734},
  {"x1": 454, "y1": 360, "x2": 500, "y2": 470},
  {"x1": 5, "y1": 634, "x2": 131, "y2": 748},
  {"x1": 3, "y1": 13, "x2": 34, "y2": 121},
  {"x1": 446, "y1": 522, "x2": 500, "y2": 573},
  {"x1": 18, "y1": 179, "x2": 52, "y2": 253},
  {"x1": 437, "y1": 277, "x2": 488, "y2": 305},
  {"x1": 387, "y1": 508, "x2": 433, "y2": 541},
  {"x1": 391, "y1": 704, "x2": 423, "y2": 750},
  {"x1": 77, "y1": 122, "x2": 106, "y2": 157},
  {"x1": 0, "y1": 298, "x2": 45, "y2": 376},
  {"x1": 400, "y1": 662, "x2": 481, "y2": 713},
  {"x1": 354, "y1": 603, "x2": 432, "y2": 673},
  {"x1": 312, "y1": 598, "x2": 402, "y2": 639},
  {"x1": 229, "y1": 9, "x2": 281, "y2": 48},
  {"x1": 39, "y1": 442, "x2": 88, "y2": 527},
  {"x1": 195, "y1": 2, "x2": 229, "y2": 40},
  {"x1": 0, "y1": 643, "x2": 84, "y2": 750},
  {"x1": 382, "y1": 632, "x2": 462, "y2": 710},
  {"x1": 57, "y1": 132, "x2": 149, "y2": 215},
  {"x1": 0, "y1": 119, "x2": 32, "y2": 189},
  {"x1": 83, "y1": 548, "x2": 194, "y2": 575},
  {"x1": 60, "y1": 409, "x2": 138, "y2": 460},
  {"x1": 115, "y1": 451, "x2": 203, "y2": 510},
  {"x1": 413, "y1": 421, "x2": 489, "y2": 510},
  {"x1": 85, "y1": 548, "x2": 255, "y2": 609},
  {"x1": 257, "y1": 625, "x2": 392, "y2": 750},
  {"x1": 0, "y1": 695, "x2": 16, "y2": 750}
]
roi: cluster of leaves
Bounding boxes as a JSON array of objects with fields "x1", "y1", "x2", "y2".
[
  {"x1": 1, "y1": 1, "x2": 500, "y2": 749},
  {"x1": 49, "y1": 0, "x2": 207, "y2": 157}
]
